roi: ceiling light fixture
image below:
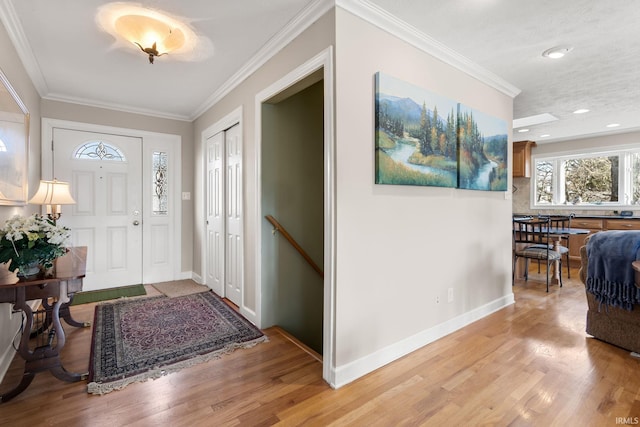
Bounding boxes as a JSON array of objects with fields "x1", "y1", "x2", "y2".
[
  {"x1": 97, "y1": 3, "x2": 213, "y2": 64},
  {"x1": 540, "y1": 134, "x2": 551, "y2": 138},
  {"x1": 517, "y1": 128, "x2": 530, "y2": 133},
  {"x1": 606, "y1": 123, "x2": 621, "y2": 128},
  {"x1": 542, "y1": 45, "x2": 573, "y2": 59},
  {"x1": 573, "y1": 109, "x2": 590, "y2": 114}
]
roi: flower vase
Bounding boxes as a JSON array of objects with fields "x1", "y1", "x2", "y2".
[{"x1": 17, "y1": 262, "x2": 41, "y2": 281}]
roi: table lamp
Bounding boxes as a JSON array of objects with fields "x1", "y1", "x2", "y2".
[{"x1": 29, "y1": 179, "x2": 76, "y2": 221}]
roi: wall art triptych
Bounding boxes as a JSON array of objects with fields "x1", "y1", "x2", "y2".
[{"x1": 374, "y1": 72, "x2": 508, "y2": 191}]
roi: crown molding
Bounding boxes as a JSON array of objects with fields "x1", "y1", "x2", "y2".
[
  {"x1": 0, "y1": 0, "x2": 48, "y2": 96},
  {"x1": 336, "y1": 0, "x2": 521, "y2": 98},
  {"x1": 190, "y1": 0, "x2": 335, "y2": 120},
  {"x1": 42, "y1": 93, "x2": 191, "y2": 122}
]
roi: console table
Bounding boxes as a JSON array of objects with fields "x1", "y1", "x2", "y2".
[{"x1": 0, "y1": 247, "x2": 89, "y2": 403}]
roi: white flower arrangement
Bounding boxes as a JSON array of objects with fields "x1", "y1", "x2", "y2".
[{"x1": 0, "y1": 214, "x2": 71, "y2": 276}]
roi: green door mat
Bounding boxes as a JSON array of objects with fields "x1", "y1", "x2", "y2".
[{"x1": 71, "y1": 284, "x2": 147, "y2": 305}]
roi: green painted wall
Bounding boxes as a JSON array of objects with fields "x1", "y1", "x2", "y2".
[{"x1": 261, "y1": 80, "x2": 324, "y2": 353}]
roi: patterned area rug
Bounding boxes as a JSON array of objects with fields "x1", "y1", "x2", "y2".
[{"x1": 87, "y1": 291, "x2": 267, "y2": 395}]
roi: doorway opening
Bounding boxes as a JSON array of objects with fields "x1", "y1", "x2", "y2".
[
  {"x1": 41, "y1": 119, "x2": 183, "y2": 292},
  {"x1": 261, "y1": 76, "x2": 324, "y2": 354}
]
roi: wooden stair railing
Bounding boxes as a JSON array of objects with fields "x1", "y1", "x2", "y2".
[{"x1": 265, "y1": 215, "x2": 324, "y2": 279}]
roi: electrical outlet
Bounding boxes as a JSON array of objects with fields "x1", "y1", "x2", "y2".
[
  {"x1": 448, "y1": 288, "x2": 454, "y2": 303},
  {"x1": 436, "y1": 296, "x2": 440, "y2": 304}
]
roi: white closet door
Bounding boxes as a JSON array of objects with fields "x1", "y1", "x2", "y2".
[
  {"x1": 225, "y1": 124, "x2": 242, "y2": 307},
  {"x1": 206, "y1": 132, "x2": 224, "y2": 296},
  {"x1": 205, "y1": 123, "x2": 242, "y2": 306}
]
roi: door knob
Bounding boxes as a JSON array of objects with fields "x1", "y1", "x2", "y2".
[{"x1": 133, "y1": 220, "x2": 140, "y2": 226}]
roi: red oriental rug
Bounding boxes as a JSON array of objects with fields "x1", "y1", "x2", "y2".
[{"x1": 87, "y1": 291, "x2": 266, "y2": 395}]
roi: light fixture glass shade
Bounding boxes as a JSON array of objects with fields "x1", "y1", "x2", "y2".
[
  {"x1": 115, "y1": 14, "x2": 186, "y2": 54},
  {"x1": 29, "y1": 180, "x2": 76, "y2": 205},
  {"x1": 97, "y1": 3, "x2": 213, "y2": 62}
]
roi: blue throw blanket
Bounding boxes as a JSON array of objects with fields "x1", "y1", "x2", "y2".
[{"x1": 586, "y1": 230, "x2": 640, "y2": 310}]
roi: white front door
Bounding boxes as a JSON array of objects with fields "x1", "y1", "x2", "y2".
[
  {"x1": 53, "y1": 128, "x2": 143, "y2": 291},
  {"x1": 205, "y1": 123, "x2": 242, "y2": 306}
]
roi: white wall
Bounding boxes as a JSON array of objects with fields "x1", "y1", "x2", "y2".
[{"x1": 331, "y1": 8, "x2": 514, "y2": 384}]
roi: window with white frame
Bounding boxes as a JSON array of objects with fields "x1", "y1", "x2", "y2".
[{"x1": 533, "y1": 147, "x2": 640, "y2": 207}]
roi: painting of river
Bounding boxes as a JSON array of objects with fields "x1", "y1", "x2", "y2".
[
  {"x1": 375, "y1": 72, "x2": 458, "y2": 188},
  {"x1": 457, "y1": 103, "x2": 508, "y2": 191},
  {"x1": 374, "y1": 72, "x2": 508, "y2": 191}
]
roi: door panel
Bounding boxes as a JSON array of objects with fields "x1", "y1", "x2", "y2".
[
  {"x1": 141, "y1": 136, "x2": 178, "y2": 283},
  {"x1": 206, "y1": 132, "x2": 224, "y2": 295},
  {"x1": 225, "y1": 124, "x2": 242, "y2": 306}
]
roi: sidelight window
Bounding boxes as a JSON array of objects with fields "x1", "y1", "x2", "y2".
[{"x1": 152, "y1": 151, "x2": 168, "y2": 215}]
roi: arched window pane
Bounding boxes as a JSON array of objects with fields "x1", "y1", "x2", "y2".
[{"x1": 73, "y1": 141, "x2": 126, "y2": 161}]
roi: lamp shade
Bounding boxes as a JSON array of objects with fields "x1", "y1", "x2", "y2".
[{"x1": 28, "y1": 179, "x2": 76, "y2": 205}]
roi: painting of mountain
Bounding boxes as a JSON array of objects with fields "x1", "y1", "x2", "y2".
[{"x1": 375, "y1": 72, "x2": 458, "y2": 187}]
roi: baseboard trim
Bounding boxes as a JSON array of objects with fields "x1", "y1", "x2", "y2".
[
  {"x1": 0, "y1": 301, "x2": 38, "y2": 384},
  {"x1": 0, "y1": 341, "x2": 16, "y2": 384},
  {"x1": 190, "y1": 272, "x2": 203, "y2": 284},
  {"x1": 330, "y1": 293, "x2": 515, "y2": 388}
]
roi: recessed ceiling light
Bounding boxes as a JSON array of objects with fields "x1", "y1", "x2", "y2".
[
  {"x1": 517, "y1": 128, "x2": 530, "y2": 133},
  {"x1": 573, "y1": 109, "x2": 589, "y2": 114},
  {"x1": 540, "y1": 134, "x2": 551, "y2": 138},
  {"x1": 606, "y1": 123, "x2": 620, "y2": 128},
  {"x1": 542, "y1": 46, "x2": 573, "y2": 59}
]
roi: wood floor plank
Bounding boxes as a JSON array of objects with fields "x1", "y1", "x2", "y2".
[{"x1": 1, "y1": 270, "x2": 640, "y2": 425}]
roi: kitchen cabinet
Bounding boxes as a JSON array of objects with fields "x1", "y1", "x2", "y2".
[
  {"x1": 568, "y1": 218, "x2": 603, "y2": 265},
  {"x1": 568, "y1": 217, "x2": 640, "y2": 266},
  {"x1": 513, "y1": 140, "x2": 536, "y2": 178}
]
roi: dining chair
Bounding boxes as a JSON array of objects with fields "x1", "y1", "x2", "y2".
[
  {"x1": 531, "y1": 214, "x2": 572, "y2": 278},
  {"x1": 512, "y1": 217, "x2": 563, "y2": 292}
]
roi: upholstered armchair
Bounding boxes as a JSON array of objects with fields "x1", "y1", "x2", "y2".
[{"x1": 579, "y1": 231, "x2": 640, "y2": 354}]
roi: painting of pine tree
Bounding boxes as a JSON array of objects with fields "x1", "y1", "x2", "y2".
[
  {"x1": 375, "y1": 72, "x2": 458, "y2": 187},
  {"x1": 457, "y1": 104, "x2": 508, "y2": 191}
]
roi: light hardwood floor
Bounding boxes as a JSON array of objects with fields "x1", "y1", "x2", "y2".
[{"x1": 1, "y1": 267, "x2": 639, "y2": 426}]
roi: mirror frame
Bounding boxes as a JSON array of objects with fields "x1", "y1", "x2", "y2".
[{"x1": 0, "y1": 67, "x2": 30, "y2": 206}]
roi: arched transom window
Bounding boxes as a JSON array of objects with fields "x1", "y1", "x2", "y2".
[{"x1": 73, "y1": 140, "x2": 126, "y2": 161}]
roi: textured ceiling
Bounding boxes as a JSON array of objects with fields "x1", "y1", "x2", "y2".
[
  {"x1": 1, "y1": 0, "x2": 639, "y2": 144},
  {"x1": 368, "y1": 0, "x2": 640, "y2": 143}
]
